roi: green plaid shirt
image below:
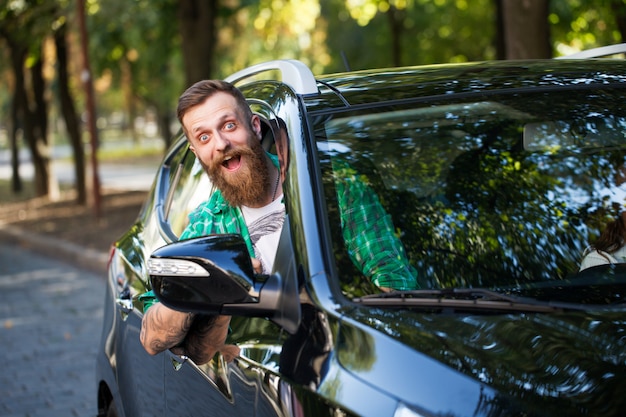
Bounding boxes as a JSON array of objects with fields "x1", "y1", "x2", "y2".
[
  {"x1": 139, "y1": 187, "x2": 253, "y2": 313},
  {"x1": 139, "y1": 154, "x2": 279, "y2": 312},
  {"x1": 141, "y1": 153, "x2": 418, "y2": 312},
  {"x1": 139, "y1": 190, "x2": 251, "y2": 314},
  {"x1": 181, "y1": 162, "x2": 419, "y2": 292},
  {"x1": 179, "y1": 187, "x2": 254, "y2": 253},
  {"x1": 333, "y1": 161, "x2": 419, "y2": 291},
  {"x1": 179, "y1": 153, "x2": 281, "y2": 256}
]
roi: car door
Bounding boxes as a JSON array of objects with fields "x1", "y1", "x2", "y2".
[
  {"x1": 156, "y1": 93, "x2": 318, "y2": 414},
  {"x1": 158, "y1": 104, "x2": 301, "y2": 415},
  {"x1": 109, "y1": 137, "x2": 196, "y2": 417},
  {"x1": 109, "y1": 249, "x2": 166, "y2": 417},
  {"x1": 162, "y1": 316, "x2": 290, "y2": 416}
]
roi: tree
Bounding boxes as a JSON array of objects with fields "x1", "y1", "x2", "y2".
[
  {"x1": 496, "y1": 0, "x2": 551, "y2": 59},
  {"x1": 178, "y1": 0, "x2": 219, "y2": 85},
  {"x1": 335, "y1": 0, "x2": 496, "y2": 71},
  {"x1": 0, "y1": 0, "x2": 57, "y2": 197},
  {"x1": 612, "y1": 0, "x2": 626, "y2": 41},
  {"x1": 89, "y1": 0, "x2": 187, "y2": 147},
  {"x1": 54, "y1": 18, "x2": 87, "y2": 204},
  {"x1": 342, "y1": 0, "x2": 407, "y2": 66},
  {"x1": 87, "y1": 0, "x2": 326, "y2": 148},
  {"x1": 3, "y1": 0, "x2": 623, "y2": 204},
  {"x1": 216, "y1": 0, "x2": 327, "y2": 75},
  {"x1": 551, "y1": 0, "x2": 624, "y2": 55}
]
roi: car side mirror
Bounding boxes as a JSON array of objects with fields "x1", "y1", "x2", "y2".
[{"x1": 149, "y1": 232, "x2": 300, "y2": 333}]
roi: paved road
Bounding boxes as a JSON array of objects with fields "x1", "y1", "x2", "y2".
[
  {"x1": 0, "y1": 234, "x2": 104, "y2": 417},
  {"x1": 0, "y1": 142, "x2": 158, "y2": 416}
]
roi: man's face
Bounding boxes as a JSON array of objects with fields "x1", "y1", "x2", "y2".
[{"x1": 183, "y1": 92, "x2": 269, "y2": 207}]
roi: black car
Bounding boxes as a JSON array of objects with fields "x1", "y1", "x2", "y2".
[{"x1": 97, "y1": 46, "x2": 626, "y2": 417}]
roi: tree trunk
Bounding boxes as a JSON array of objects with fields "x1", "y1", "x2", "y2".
[
  {"x1": 27, "y1": 54, "x2": 51, "y2": 197},
  {"x1": 611, "y1": 0, "x2": 626, "y2": 42},
  {"x1": 77, "y1": 0, "x2": 102, "y2": 218},
  {"x1": 494, "y1": 0, "x2": 506, "y2": 59},
  {"x1": 121, "y1": 57, "x2": 139, "y2": 144},
  {"x1": 9, "y1": 40, "x2": 49, "y2": 197},
  {"x1": 10, "y1": 109, "x2": 24, "y2": 194},
  {"x1": 498, "y1": 0, "x2": 551, "y2": 59},
  {"x1": 9, "y1": 76, "x2": 23, "y2": 194},
  {"x1": 178, "y1": 0, "x2": 219, "y2": 85},
  {"x1": 157, "y1": 108, "x2": 173, "y2": 149},
  {"x1": 387, "y1": 5, "x2": 404, "y2": 67},
  {"x1": 5, "y1": 38, "x2": 26, "y2": 194},
  {"x1": 55, "y1": 22, "x2": 87, "y2": 204}
]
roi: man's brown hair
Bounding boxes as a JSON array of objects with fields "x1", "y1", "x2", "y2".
[{"x1": 176, "y1": 80, "x2": 253, "y2": 129}]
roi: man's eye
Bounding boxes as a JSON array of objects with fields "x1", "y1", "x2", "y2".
[
  {"x1": 225, "y1": 122, "x2": 236, "y2": 130},
  {"x1": 199, "y1": 134, "x2": 209, "y2": 142}
]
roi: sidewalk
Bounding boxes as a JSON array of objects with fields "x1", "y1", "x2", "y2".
[
  {"x1": 0, "y1": 188, "x2": 149, "y2": 273},
  {"x1": 0, "y1": 223, "x2": 110, "y2": 274},
  {"x1": 0, "y1": 189, "x2": 148, "y2": 415},
  {"x1": 0, "y1": 224, "x2": 105, "y2": 417},
  {"x1": 0, "y1": 157, "x2": 156, "y2": 416}
]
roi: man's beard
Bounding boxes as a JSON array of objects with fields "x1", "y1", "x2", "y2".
[{"x1": 204, "y1": 138, "x2": 271, "y2": 207}]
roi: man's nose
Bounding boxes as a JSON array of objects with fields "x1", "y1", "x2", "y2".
[{"x1": 214, "y1": 133, "x2": 230, "y2": 151}]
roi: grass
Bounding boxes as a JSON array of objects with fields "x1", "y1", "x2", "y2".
[{"x1": 97, "y1": 145, "x2": 164, "y2": 161}]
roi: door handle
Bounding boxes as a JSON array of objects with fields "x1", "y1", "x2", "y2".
[
  {"x1": 115, "y1": 287, "x2": 134, "y2": 321},
  {"x1": 115, "y1": 297, "x2": 134, "y2": 321}
]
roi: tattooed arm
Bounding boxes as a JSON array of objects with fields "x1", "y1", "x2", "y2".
[
  {"x1": 137, "y1": 253, "x2": 259, "y2": 361},
  {"x1": 140, "y1": 302, "x2": 194, "y2": 355},
  {"x1": 140, "y1": 303, "x2": 238, "y2": 364}
]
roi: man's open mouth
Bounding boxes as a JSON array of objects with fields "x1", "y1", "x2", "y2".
[{"x1": 222, "y1": 154, "x2": 242, "y2": 172}]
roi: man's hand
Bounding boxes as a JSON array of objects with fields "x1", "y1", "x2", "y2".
[
  {"x1": 141, "y1": 305, "x2": 240, "y2": 365},
  {"x1": 180, "y1": 315, "x2": 238, "y2": 364},
  {"x1": 141, "y1": 302, "x2": 194, "y2": 355},
  {"x1": 251, "y1": 258, "x2": 262, "y2": 274}
]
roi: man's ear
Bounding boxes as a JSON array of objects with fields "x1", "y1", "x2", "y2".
[
  {"x1": 184, "y1": 129, "x2": 196, "y2": 154},
  {"x1": 251, "y1": 115, "x2": 262, "y2": 140}
]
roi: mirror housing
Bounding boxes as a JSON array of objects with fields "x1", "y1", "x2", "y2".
[{"x1": 149, "y1": 232, "x2": 300, "y2": 333}]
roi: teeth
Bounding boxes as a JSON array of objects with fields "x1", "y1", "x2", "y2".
[{"x1": 224, "y1": 156, "x2": 232, "y2": 162}]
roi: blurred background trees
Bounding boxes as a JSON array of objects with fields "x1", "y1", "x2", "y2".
[{"x1": 0, "y1": 0, "x2": 624, "y2": 206}]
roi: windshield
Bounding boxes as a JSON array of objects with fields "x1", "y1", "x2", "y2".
[{"x1": 314, "y1": 88, "x2": 626, "y2": 300}]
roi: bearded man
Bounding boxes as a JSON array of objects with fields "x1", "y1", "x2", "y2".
[{"x1": 140, "y1": 80, "x2": 284, "y2": 364}]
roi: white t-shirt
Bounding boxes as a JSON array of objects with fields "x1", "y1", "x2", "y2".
[
  {"x1": 579, "y1": 245, "x2": 626, "y2": 271},
  {"x1": 241, "y1": 198, "x2": 285, "y2": 274}
]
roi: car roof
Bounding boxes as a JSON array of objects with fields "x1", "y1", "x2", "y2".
[
  {"x1": 305, "y1": 59, "x2": 626, "y2": 113},
  {"x1": 225, "y1": 45, "x2": 626, "y2": 114}
]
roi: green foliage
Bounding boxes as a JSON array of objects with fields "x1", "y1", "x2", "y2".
[
  {"x1": 550, "y1": 0, "x2": 624, "y2": 54},
  {"x1": 0, "y1": 0, "x2": 60, "y2": 55},
  {"x1": 322, "y1": 0, "x2": 497, "y2": 71},
  {"x1": 214, "y1": 0, "x2": 329, "y2": 77},
  {"x1": 87, "y1": 0, "x2": 183, "y2": 128},
  {"x1": 1, "y1": 0, "x2": 624, "y2": 151}
]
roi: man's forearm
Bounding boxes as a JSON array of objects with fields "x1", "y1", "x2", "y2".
[{"x1": 140, "y1": 302, "x2": 194, "y2": 355}]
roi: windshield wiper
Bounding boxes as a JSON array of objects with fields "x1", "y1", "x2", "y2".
[{"x1": 353, "y1": 288, "x2": 591, "y2": 313}]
